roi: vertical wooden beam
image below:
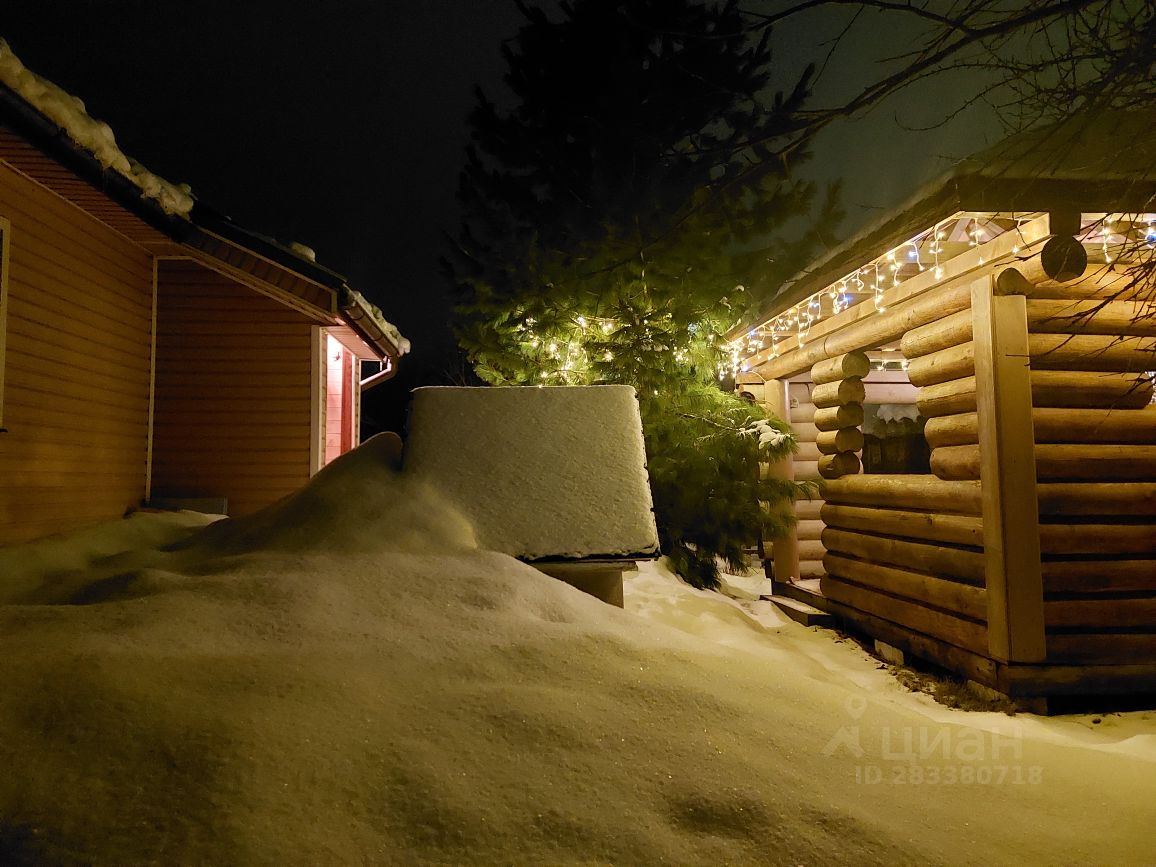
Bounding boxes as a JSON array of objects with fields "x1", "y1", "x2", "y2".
[
  {"x1": 351, "y1": 359, "x2": 363, "y2": 448},
  {"x1": 309, "y1": 326, "x2": 324, "y2": 475},
  {"x1": 972, "y1": 277, "x2": 1046, "y2": 662},
  {"x1": 764, "y1": 377, "x2": 800, "y2": 582},
  {"x1": 341, "y1": 346, "x2": 355, "y2": 454},
  {"x1": 1047, "y1": 210, "x2": 1082, "y2": 237},
  {"x1": 0, "y1": 217, "x2": 10, "y2": 431},
  {"x1": 144, "y1": 256, "x2": 159, "y2": 502}
]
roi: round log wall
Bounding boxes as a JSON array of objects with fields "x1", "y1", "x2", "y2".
[
  {"x1": 995, "y1": 266, "x2": 1156, "y2": 663},
  {"x1": 820, "y1": 475, "x2": 989, "y2": 655},
  {"x1": 811, "y1": 352, "x2": 867, "y2": 481},
  {"x1": 789, "y1": 381, "x2": 826, "y2": 578}
]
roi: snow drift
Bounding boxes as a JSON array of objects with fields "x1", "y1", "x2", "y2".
[{"x1": 0, "y1": 435, "x2": 1153, "y2": 865}]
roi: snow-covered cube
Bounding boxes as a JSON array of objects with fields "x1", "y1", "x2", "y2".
[{"x1": 404, "y1": 385, "x2": 660, "y2": 566}]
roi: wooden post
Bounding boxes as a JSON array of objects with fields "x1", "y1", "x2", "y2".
[
  {"x1": 972, "y1": 278, "x2": 1046, "y2": 662},
  {"x1": 764, "y1": 378, "x2": 799, "y2": 583}
]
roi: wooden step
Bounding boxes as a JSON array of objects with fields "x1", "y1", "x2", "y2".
[{"x1": 763, "y1": 594, "x2": 835, "y2": 627}]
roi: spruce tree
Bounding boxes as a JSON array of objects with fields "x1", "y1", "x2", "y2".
[{"x1": 446, "y1": 0, "x2": 836, "y2": 588}]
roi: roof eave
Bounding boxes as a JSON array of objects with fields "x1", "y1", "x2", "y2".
[
  {"x1": 339, "y1": 288, "x2": 404, "y2": 362},
  {"x1": 0, "y1": 82, "x2": 193, "y2": 241},
  {"x1": 736, "y1": 169, "x2": 1156, "y2": 339}
]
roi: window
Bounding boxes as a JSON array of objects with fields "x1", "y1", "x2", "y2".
[{"x1": 0, "y1": 216, "x2": 9, "y2": 432}]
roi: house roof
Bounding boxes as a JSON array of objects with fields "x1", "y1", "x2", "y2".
[
  {"x1": 737, "y1": 111, "x2": 1156, "y2": 334},
  {"x1": 0, "y1": 38, "x2": 408, "y2": 364}
]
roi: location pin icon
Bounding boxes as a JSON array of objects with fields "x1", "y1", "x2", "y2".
[{"x1": 846, "y1": 696, "x2": 868, "y2": 719}]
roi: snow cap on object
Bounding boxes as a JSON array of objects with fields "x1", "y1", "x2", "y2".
[
  {"x1": 346, "y1": 286, "x2": 411, "y2": 355},
  {"x1": 0, "y1": 39, "x2": 194, "y2": 216},
  {"x1": 404, "y1": 385, "x2": 659, "y2": 561},
  {"x1": 289, "y1": 241, "x2": 317, "y2": 262}
]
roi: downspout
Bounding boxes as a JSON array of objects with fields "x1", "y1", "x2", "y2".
[{"x1": 360, "y1": 358, "x2": 396, "y2": 390}]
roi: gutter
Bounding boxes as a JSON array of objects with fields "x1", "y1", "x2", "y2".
[
  {"x1": 339, "y1": 286, "x2": 403, "y2": 366},
  {"x1": 0, "y1": 82, "x2": 192, "y2": 240}
]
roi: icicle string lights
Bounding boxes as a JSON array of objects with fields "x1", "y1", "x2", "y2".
[{"x1": 723, "y1": 211, "x2": 1053, "y2": 379}]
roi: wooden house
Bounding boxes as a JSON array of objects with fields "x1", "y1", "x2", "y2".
[
  {"x1": 0, "y1": 44, "x2": 407, "y2": 545},
  {"x1": 731, "y1": 113, "x2": 1156, "y2": 707}
]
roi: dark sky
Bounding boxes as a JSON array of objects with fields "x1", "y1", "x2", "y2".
[
  {"x1": 1, "y1": 1, "x2": 996, "y2": 426},
  {"x1": 3, "y1": 1, "x2": 525, "y2": 394}
]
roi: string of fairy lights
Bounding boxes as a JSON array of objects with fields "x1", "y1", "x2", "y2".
[
  {"x1": 514, "y1": 308, "x2": 722, "y2": 385},
  {"x1": 724, "y1": 210, "x2": 1156, "y2": 379},
  {"x1": 515, "y1": 314, "x2": 618, "y2": 382}
]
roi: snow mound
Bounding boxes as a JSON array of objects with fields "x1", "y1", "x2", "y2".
[
  {"x1": 0, "y1": 39, "x2": 194, "y2": 216},
  {"x1": 0, "y1": 510, "x2": 217, "y2": 605},
  {"x1": 1, "y1": 437, "x2": 1154, "y2": 865},
  {"x1": 405, "y1": 385, "x2": 660, "y2": 561},
  {"x1": 181, "y1": 432, "x2": 476, "y2": 556}
]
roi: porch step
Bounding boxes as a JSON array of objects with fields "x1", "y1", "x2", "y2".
[{"x1": 762, "y1": 594, "x2": 835, "y2": 627}]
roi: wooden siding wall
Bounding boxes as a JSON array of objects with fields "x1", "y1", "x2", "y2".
[
  {"x1": 0, "y1": 159, "x2": 152, "y2": 544},
  {"x1": 152, "y1": 260, "x2": 315, "y2": 516}
]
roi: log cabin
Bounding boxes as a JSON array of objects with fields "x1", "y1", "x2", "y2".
[
  {"x1": 731, "y1": 112, "x2": 1156, "y2": 708},
  {"x1": 0, "y1": 42, "x2": 407, "y2": 544}
]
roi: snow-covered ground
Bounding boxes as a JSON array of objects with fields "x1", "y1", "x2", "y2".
[{"x1": 1, "y1": 435, "x2": 1153, "y2": 865}]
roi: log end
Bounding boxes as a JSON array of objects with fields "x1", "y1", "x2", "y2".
[
  {"x1": 995, "y1": 267, "x2": 1033, "y2": 296},
  {"x1": 1040, "y1": 234, "x2": 1089, "y2": 284}
]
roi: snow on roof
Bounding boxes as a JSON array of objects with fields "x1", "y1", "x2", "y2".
[
  {"x1": 0, "y1": 39, "x2": 194, "y2": 217},
  {"x1": 343, "y1": 287, "x2": 410, "y2": 355},
  {"x1": 404, "y1": 385, "x2": 660, "y2": 560}
]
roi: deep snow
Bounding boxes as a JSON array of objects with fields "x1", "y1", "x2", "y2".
[{"x1": 0, "y1": 435, "x2": 1153, "y2": 866}]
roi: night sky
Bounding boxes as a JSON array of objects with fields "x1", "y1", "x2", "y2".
[{"x1": 1, "y1": 1, "x2": 996, "y2": 429}]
